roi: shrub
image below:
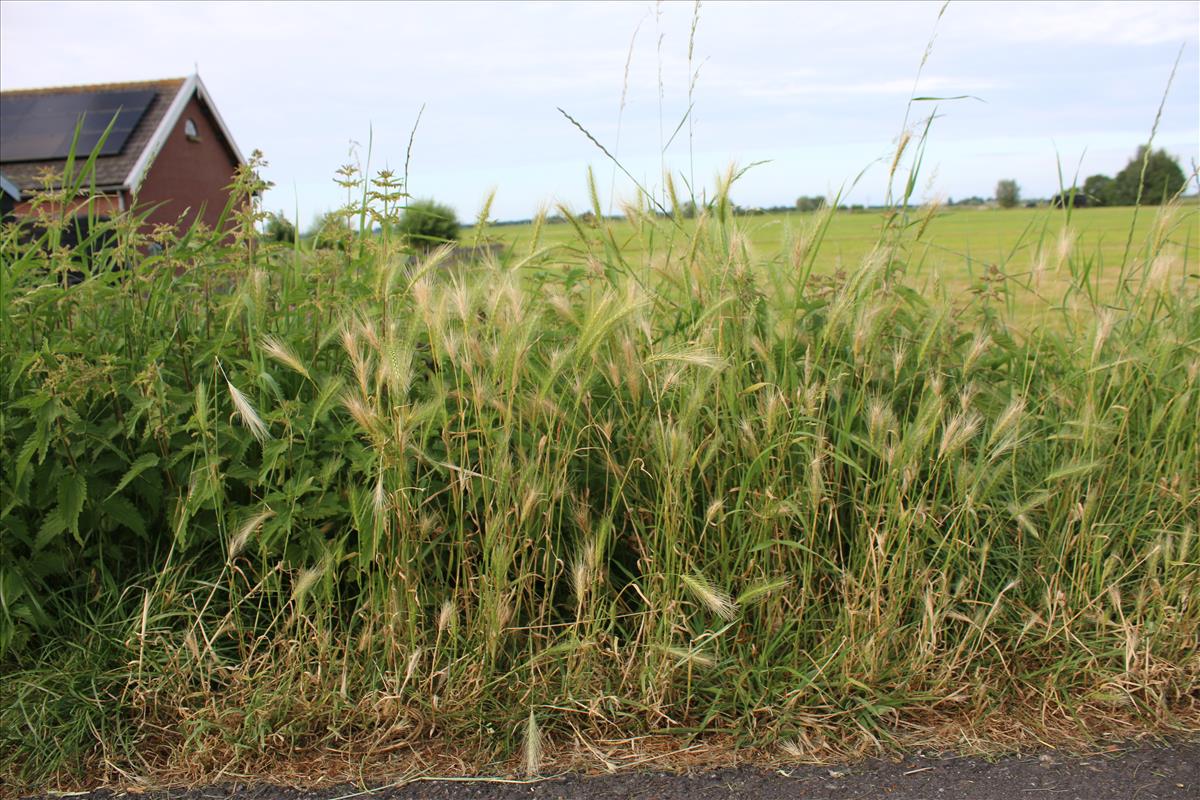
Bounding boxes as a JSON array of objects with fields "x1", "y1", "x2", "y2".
[
  {"x1": 397, "y1": 199, "x2": 460, "y2": 249},
  {"x1": 1083, "y1": 174, "x2": 1115, "y2": 206},
  {"x1": 263, "y1": 211, "x2": 297, "y2": 244},
  {"x1": 1112, "y1": 145, "x2": 1187, "y2": 205}
]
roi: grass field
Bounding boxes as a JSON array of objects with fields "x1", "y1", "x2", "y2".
[
  {"x1": 1, "y1": 150, "x2": 1198, "y2": 792},
  {"x1": 490, "y1": 203, "x2": 1199, "y2": 304}
]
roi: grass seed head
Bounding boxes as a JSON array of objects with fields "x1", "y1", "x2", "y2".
[
  {"x1": 938, "y1": 410, "x2": 982, "y2": 460},
  {"x1": 436, "y1": 599, "x2": 457, "y2": 634},
  {"x1": 704, "y1": 497, "x2": 725, "y2": 528},
  {"x1": 291, "y1": 561, "x2": 325, "y2": 608},
  {"x1": 963, "y1": 334, "x2": 990, "y2": 375},
  {"x1": 659, "y1": 645, "x2": 716, "y2": 668},
  {"x1": 230, "y1": 508, "x2": 274, "y2": 560},
  {"x1": 1092, "y1": 309, "x2": 1117, "y2": 362},
  {"x1": 342, "y1": 392, "x2": 381, "y2": 436},
  {"x1": 226, "y1": 379, "x2": 270, "y2": 443},
  {"x1": 522, "y1": 709, "x2": 543, "y2": 777},
  {"x1": 681, "y1": 571, "x2": 737, "y2": 621},
  {"x1": 260, "y1": 335, "x2": 310, "y2": 379},
  {"x1": 867, "y1": 396, "x2": 897, "y2": 446},
  {"x1": 990, "y1": 396, "x2": 1027, "y2": 445}
]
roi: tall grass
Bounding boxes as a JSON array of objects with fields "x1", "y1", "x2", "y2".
[{"x1": 0, "y1": 146, "x2": 1197, "y2": 789}]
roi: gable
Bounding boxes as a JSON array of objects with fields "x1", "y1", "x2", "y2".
[{"x1": 125, "y1": 75, "x2": 245, "y2": 196}]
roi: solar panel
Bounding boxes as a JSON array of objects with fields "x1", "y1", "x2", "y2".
[{"x1": 0, "y1": 89, "x2": 156, "y2": 163}]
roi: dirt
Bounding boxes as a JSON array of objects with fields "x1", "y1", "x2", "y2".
[{"x1": 32, "y1": 741, "x2": 1198, "y2": 800}]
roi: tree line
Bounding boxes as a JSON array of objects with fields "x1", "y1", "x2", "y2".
[
  {"x1": 996, "y1": 145, "x2": 1189, "y2": 209},
  {"x1": 261, "y1": 144, "x2": 1192, "y2": 237}
]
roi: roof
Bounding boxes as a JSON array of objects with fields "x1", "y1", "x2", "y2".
[{"x1": 0, "y1": 75, "x2": 244, "y2": 197}]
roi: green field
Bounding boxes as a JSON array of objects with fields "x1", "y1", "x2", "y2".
[{"x1": 490, "y1": 204, "x2": 1199, "y2": 303}]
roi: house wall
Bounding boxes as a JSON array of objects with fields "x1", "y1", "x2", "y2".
[
  {"x1": 10, "y1": 192, "x2": 125, "y2": 219},
  {"x1": 133, "y1": 93, "x2": 241, "y2": 233}
]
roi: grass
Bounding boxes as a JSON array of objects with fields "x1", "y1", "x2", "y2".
[
  {"x1": 1, "y1": 143, "x2": 1197, "y2": 792},
  {"x1": 6, "y1": 5, "x2": 1199, "y2": 785},
  {"x1": 490, "y1": 203, "x2": 1199, "y2": 307}
]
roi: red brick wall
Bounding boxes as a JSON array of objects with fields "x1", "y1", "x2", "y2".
[
  {"x1": 134, "y1": 94, "x2": 241, "y2": 233},
  {"x1": 12, "y1": 193, "x2": 124, "y2": 218}
]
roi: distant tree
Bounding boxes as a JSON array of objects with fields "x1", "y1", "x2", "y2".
[
  {"x1": 1112, "y1": 146, "x2": 1187, "y2": 205},
  {"x1": 264, "y1": 211, "x2": 297, "y2": 244},
  {"x1": 795, "y1": 195, "x2": 826, "y2": 213},
  {"x1": 1083, "y1": 174, "x2": 1115, "y2": 207},
  {"x1": 398, "y1": 199, "x2": 460, "y2": 250},
  {"x1": 995, "y1": 179, "x2": 1021, "y2": 209}
]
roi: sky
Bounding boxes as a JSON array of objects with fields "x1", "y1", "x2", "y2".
[{"x1": 1, "y1": 0, "x2": 1197, "y2": 224}]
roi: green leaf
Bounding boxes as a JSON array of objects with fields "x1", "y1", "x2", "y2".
[
  {"x1": 102, "y1": 495, "x2": 147, "y2": 539},
  {"x1": 107, "y1": 453, "x2": 160, "y2": 499},
  {"x1": 57, "y1": 473, "x2": 87, "y2": 536},
  {"x1": 34, "y1": 508, "x2": 68, "y2": 550},
  {"x1": 14, "y1": 431, "x2": 44, "y2": 486}
]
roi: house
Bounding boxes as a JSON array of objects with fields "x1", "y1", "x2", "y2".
[{"x1": 0, "y1": 74, "x2": 245, "y2": 233}]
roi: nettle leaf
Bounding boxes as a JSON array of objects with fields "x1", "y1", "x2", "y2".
[
  {"x1": 4, "y1": 515, "x2": 31, "y2": 546},
  {"x1": 108, "y1": 453, "x2": 160, "y2": 499},
  {"x1": 132, "y1": 469, "x2": 164, "y2": 516},
  {"x1": 57, "y1": 473, "x2": 88, "y2": 540},
  {"x1": 57, "y1": 403, "x2": 83, "y2": 427},
  {"x1": 34, "y1": 507, "x2": 68, "y2": 550},
  {"x1": 23, "y1": 549, "x2": 68, "y2": 579},
  {"x1": 102, "y1": 495, "x2": 147, "y2": 539},
  {"x1": 259, "y1": 438, "x2": 290, "y2": 480},
  {"x1": 11, "y1": 392, "x2": 52, "y2": 412},
  {"x1": 14, "y1": 430, "x2": 44, "y2": 483},
  {"x1": 5, "y1": 351, "x2": 43, "y2": 394}
]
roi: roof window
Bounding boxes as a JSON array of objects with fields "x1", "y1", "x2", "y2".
[{"x1": 184, "y1": 118, "x2": 200, "y2": 141}]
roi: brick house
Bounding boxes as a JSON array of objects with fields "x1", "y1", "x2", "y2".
[{"x1": 0, "y1": 74, "x2": 245, "y2": 233}]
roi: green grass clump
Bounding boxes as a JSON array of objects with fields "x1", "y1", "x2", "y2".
[{"x1": 1, "y1": 157, "x2": 1198, "y2": 788}]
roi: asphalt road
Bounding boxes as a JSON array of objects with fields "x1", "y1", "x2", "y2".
[{"x1": 34, "y1": 741, "x2": 1198, "y2": 800}]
